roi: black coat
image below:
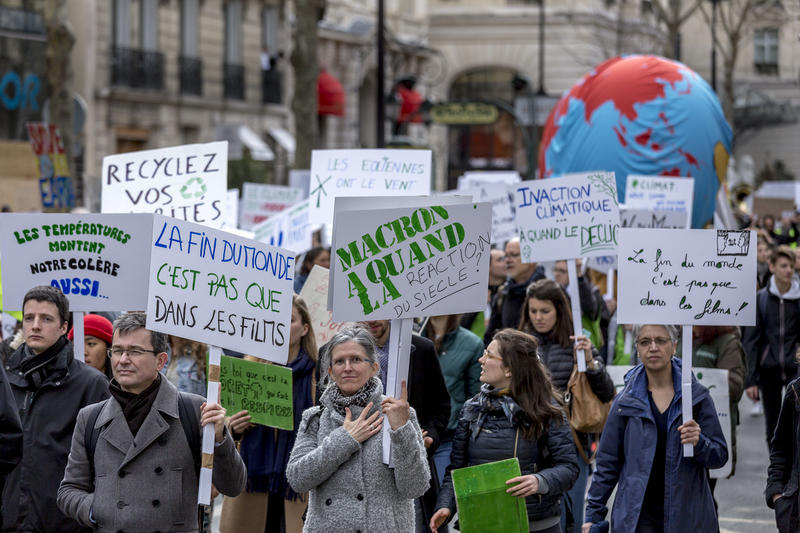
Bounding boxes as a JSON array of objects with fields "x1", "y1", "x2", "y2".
[
  {"x1": 742, "y1": 287, "x2": 800, "y2": 387},
  {"x1": 484, "y1": 267, "x2": 546, "y2": 345},
  {"x1": 437, "y1": 396, "x2": 579, "y2": 523},
  {"x1": 2, "y1": 340, "x2": 109, "y2": 533},
  {"x1": 766, "y1": 376, "x2": 800, "y2": 532},
  {"x1": 0, "y1": 363, "x2": 22, "y2": 528}
]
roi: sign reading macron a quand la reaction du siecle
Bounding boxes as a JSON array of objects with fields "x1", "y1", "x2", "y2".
[
  {"x1": 329, "y1": 197, "x2": 492, "y2": 322},
  {"x1": 514, "y1": 171, "x2": 620, "y2": 263},
  {"x1": 146, "y1": 214, "x2": 294, "y2": 363},
  {"x1": 0, "y1": 213, "x2": 152, "y2": 311},
  {"x1": 101, "y1": 141, "x2": 228, "y2": 229},
  {"x1": 617, "y1": 229, "x2": 757, "y2": 326}
]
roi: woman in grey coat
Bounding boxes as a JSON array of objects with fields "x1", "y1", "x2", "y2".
[{"x1": 286, "y1": 324, "x2": 430, "y2": 532}]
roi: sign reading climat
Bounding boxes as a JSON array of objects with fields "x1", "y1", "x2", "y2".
[
  {"x1": 0, "y1": 213, "x2": 152, "y2": 311},
  {"x1": 617, "y1": 229, "x2": 756, "y2": 326},
  {"x1": 146, "y1": 214, "x2": 294, "y2": 363},
  {"x1": 101, "y1": 141, "x2": 228, "y2": 228},
  {"x1": 514, "y1": 172, "x2": 620, "y2": 263},
  {"x1": 330, "y1": 198, "x2": 491, "y2": 321}
]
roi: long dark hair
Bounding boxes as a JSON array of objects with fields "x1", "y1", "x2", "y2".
[
  {"x1": 423, "y1": 314, "x2": 461, "y2": 353},
  {"x1": 518, "y1": 279, "x2": 573, "y2": 349},
  {"x1": 492, "y1": 329, "x2": 563, "y2": 439},
  {"x1": 300, "y1": 246, "x2": 329, "y2": 276}
]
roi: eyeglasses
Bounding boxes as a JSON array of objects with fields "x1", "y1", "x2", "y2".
[
  {"x1": 636, "y1": 337, "x2": 672, "y2": 348},
  {"x1": 331, "y1": 356, "x2": 370, "y2": 368},
  {"x1": 482, "y1": 349, "x2": 502, "y2": 361},
  {"x1": 108, "y1": 347, "x2": 158, "y2": 358}
]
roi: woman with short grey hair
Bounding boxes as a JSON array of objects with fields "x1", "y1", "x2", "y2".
[{"x1": 286, "y1": 324, "x2": 430, "y2": 532}]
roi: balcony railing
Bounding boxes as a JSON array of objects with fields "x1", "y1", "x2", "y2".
[
  {"x1": 262, "y1": 68, "x2": 282, "y2": 104},
  {"x1": 179, "y1": 56, "x2": 203, "y2": 96},
  {"x1": 224, "y1": 63, "x2": 245, "y2": 100},
  {"x1": 110, "y1": 46, "x2": 164, "y2": 90}
]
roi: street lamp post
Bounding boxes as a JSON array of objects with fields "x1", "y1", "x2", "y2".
[
  {"x1": 377, "y1": 0, "x2": 386, "y2": 148},
  {"x1": 711, "y1": 0, "x2": 718, "y2": 91}
]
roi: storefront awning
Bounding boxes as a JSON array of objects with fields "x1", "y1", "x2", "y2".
[
  {"x1": 215, "y1": 124, "x2": 274, "y2": 161},
  {"x1": 318, "y1": 69, "x2": 346, "y2": 116},
  {"x1": 268, "y1": 127, "x2": 296, "y2": 158}
]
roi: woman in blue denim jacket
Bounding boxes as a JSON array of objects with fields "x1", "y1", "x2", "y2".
[{"x1": 583, "y1": 324, "x2": 728, "y2": 533}]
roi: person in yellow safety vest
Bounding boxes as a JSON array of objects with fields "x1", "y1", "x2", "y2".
[{"x1": 774, "y1": 214, "x2": 800, "y2": 249}]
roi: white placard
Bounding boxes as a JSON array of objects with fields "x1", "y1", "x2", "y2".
[
  {"x1": 289, "y1": 169, "x2": 311, "y2": 198},
  {"x1": 625, "y1": 175, "x2": 694, "y2": 228},
  {"x1": 1, "y1": 313, "x2": 18, "y2": 340},
  {"x1": 239, "y1": 183, "x2": 304, "y2": 230},
  {"x1": 309, "y1": 149, "x2": 432, "y2": 225},
  {"x1": 221, "y1": 189, "x2": 240, "y2": 229},
  {"x1": 460, "y1": 171, "x2": 521, "y2": 188},
  {"x1": 251, "y1": 199, "x2": 312, "y2": 255},
  {"x1": 0, "y1": 213, "x2": 153, "y2": 311},
  {"x1": 617, "y1": 229, "x2": 757, "y2": 326},
  {"x1": 298, "y1": 265, "x2": 346, "y2": 348},
  {"x1": 515, "y1": 172, "x2": 620, "y2": 263},
  {"x1": 101, "y1": 141, "x2": 228, "y2": 228},
  {"x1": 457, "y1": 180, "x2": 516, "y2": 244},
  {"x1": 606, "y1": 365, "x2": 731, "y2": 477},
  {"x1": 146, "y1": 214, "x2": 294, "y2": 362},
  {"x1": 329, "y1": 198, "x2": 492, "y2": 321}
]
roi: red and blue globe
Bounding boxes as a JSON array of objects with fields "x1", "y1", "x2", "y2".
[{"x1": 538, "y1": 55, "x2": 732, "y2": 228}]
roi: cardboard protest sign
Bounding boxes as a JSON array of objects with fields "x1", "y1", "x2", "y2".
[
  {"x1": 452, "y1": 458, "x2": 528, "y2": 533},
  {"x1": 617, "y1": 229, "x2": 757, "y2": 326},
  {"x1": 457, "y1": 179, "x2": 516, "y2": 244},
  {"x1": 308, "y1": 149, "x2": 432, "y2": 225},
  {"x1": 239, "y1": 183, "x2": 304, "y2": 230},
  {"x1": 0, "y1": 214, "x2": 152, "y2": 311},
  {"x1": 26, "y1": 123, "x2": 75, "y2": 210},
  {"x1": 289, "y1": 169, "x2": 311, "y2": 198},
  {"x1": 625, "y1": 175, "x2": 694, "y2": 228},
  {"x1": 252, "y1": 199, "x2": 311, "y2": 254},
  {"x1": 146, "y1": 214, "x2": 294, "y2": 362},
  {"x1": 606, "y1": 365, "x2": 731, "y2": 478},
  {"x1": 221, "y1": 189, "x2": 240, "y2": 229},
  {"x1": 101, "y1": 141, "x2": 228, "y2": 228},
  {"x1": 329, "y1": 198, "x2": 492, "y2": 321},
  {"x1": 515, "y1": 172, "x2": 620, "y2": 263},
  {"x1": 298, "y1": 265, "x2": 346, "y2": 348},
  {"x1": 218, "y1": 355, "x2": 293, "y2": 429}
]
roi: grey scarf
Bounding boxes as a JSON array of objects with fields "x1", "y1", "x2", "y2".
[{"x1": 328, "y1": 377, "x2": 380, "y2": 416}]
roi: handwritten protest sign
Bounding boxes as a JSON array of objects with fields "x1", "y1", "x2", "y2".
[
  {"x1": 0, "y1": 213, "x2": 152, "y2": 311},
  {"x1": 329, "y1": 198, "x2": 491, "y2": 321},
  {"x1": 308, "y1": 149, "x2": 432, "y2": 225},
  {"x1": 27, "y1": 123, "x2": 75, "y2": 210},
  {"x1": 617, "y1": 229, "x2": 757, "y2": 326},
  {"x1": 625, "y1": 175, "x2": 694, "y2": 228},
  {"x1": 457, "y1": 179, "x2": 516, "y2": 244},
  {"x1": 239, "y1": 183, "x2": 304, "y2": 230},
  {"x1": 146, "y1": 214, "x2": 293, "y2": 362},
  {"x1": 460, "y1": 171, "x2": 521, "y2": 188},
  {"x1": 221, "y1": 189, "x2": 240, "y2": 229},
  {"x1": 299, "y1": 265, "x2": 346, "y2": 348},
  {"x1": 606, "y1": 365, "x2": 731, "y2": 477},
  {"x1": 514, "y1": 172, "x2": 620, "y2": 263},
  {"x1": 101, "y1": 141, "x2": 228, "y2": 228},
  {"x1": 218, "y1": 355, "x2": 293, "y2": 429},
  {"x1": 252, "y1": 199, "x2": 311, "y2": 254}
]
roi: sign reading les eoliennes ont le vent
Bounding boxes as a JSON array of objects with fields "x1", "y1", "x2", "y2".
[
  {"x1": 101, "y1": 141, "x2": 228, "y2": 229},
  {"x1": 146, "y1": 214, "x2": 294, "y2": 363},
  {"x1": 514, "y1": 172, "x2": 620, "y2": 263},
  {"x1": 0, "y1": 213, "x2": 152, "y2": 311},
  {"x1": 330, "y1": 198, "x2": 492, "y2": 321},
  {"x1": 617, "y1": 229, "x2": 757, "y2": 326}
]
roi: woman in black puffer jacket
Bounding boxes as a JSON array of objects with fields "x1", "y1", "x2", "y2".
[
  {"x1": 519, "y1": 279, "x2": 615, "y2": 533},
  {"x1": 430, "y1": 329, "x2": 579, "y2": 533}
]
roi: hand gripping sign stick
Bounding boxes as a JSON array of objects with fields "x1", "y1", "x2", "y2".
[
  {"x1": 198, "y1": 345, "x2": 222, "y2": 505},
  {"x1": 382, "y1": 318, "x2": 414, "y2": 465},
  {"x1": 566, "y1": 260, "x2": 588, "y2": 372},
  {"x1": 681, "y1": 325, "x2": 694, "y2": 457},
  {"x1": 72, "y1": 311, "x2": 85, "y2": 363}
]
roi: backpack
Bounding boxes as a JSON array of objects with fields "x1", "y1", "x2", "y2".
[{"x1": 83, "y1": 392, "x2": 201, "y2": 485}]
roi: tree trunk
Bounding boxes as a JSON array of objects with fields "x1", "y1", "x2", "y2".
[
  {"x1": 722, "y1": 49, "x2": 736, "y2": 129},
  {"x1": 291, "y1": 0, "x2": 321, "y2": 170},
  {"x1": 44, "y1": 0, "x2": 76, "y2": 208},
  {"x1": 664, "y1": 22, "x2": 680, "y2": 59}
]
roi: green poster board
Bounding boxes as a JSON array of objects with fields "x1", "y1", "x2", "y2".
[
  {"x1": 219, "y1": 356, "x2": 293, "y2": 430},
  {"x1": 452, "y1": 458, "x2": 529, "y2": 533}
]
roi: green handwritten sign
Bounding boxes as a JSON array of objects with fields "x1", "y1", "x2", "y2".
[
  {"x1": 218, "y1": 355, "x2": 293, "y2": 430},
  {"x1": 452, "y1": 458, "x2": 528, "y2": 533}
]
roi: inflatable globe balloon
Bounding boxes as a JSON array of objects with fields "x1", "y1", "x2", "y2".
[{"x1": 538, "y1": 55, "x2": 732, "y2": 228}]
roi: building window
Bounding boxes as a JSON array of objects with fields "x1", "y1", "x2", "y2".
[
  {"x1": 261, "y1": 6, "x2": 281, "y2": 104},
  {"x1": 754, "y1": 28, "x2": 779, "y2": 75},
  {"x1": 111, "y1": 0, "x2": 164, "y2": 90},
  {"x1": 179, "y1": 0, "x2": 202, "y2": 95},
  {"x1": 140, "y1": 0, "x2": 158, "y2": 51},
  {"x1": 262, "y1": 6, "x2": 278, "y2": 54},
  {"x1": 113, "y1": 0, "x2": 130, "y2": 47},
  {"x1": 224, "y1": 0, "x2": 245, "y2": 99}
]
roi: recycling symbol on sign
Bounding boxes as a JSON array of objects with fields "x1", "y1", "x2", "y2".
[{"x1": 180, "y1": 177, "x2": 207, "y2": 199}]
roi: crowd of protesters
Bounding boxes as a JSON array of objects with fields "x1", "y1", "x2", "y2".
[{"x1": 4, "y1": 211, "x2": 800, "y2": 533}]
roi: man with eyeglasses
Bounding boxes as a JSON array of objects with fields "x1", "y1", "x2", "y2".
[
  {"x1": 2, "y1": 285, "x2": 109, "y2": 532},
  {"x1": 484, "y1": 238, "x2": 545, "y2": 345},
  {"x1": 57, "y1": 312, "x2": 246, "y2": 532}
]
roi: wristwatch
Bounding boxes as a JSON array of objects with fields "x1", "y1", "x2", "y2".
[{"x1": 587, "y1": 358, "x2": 603, "y2": 372}]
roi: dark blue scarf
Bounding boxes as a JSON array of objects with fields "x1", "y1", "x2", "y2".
[
  {"x1": 240, "y1": 348, "x2": 316, "y2": 500},
  {"x1": 461, "y1": 383, "x2": 530, "y2": 440}
]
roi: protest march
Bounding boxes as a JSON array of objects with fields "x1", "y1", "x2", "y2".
[{"x1": 0, "y1": 137, "x2": 795, "y2": 533}]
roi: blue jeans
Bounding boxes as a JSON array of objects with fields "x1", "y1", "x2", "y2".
[
  {"x1": 561, "y1": 453, "x2": 590, "y2": 533},
  {"x1": 433, "y1": 440, "x2": 453, "y2": 487}
]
